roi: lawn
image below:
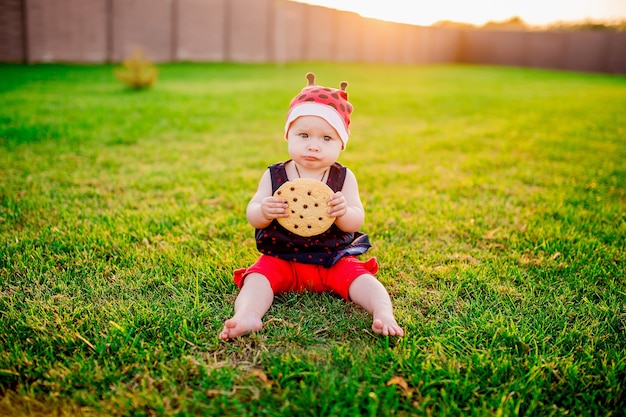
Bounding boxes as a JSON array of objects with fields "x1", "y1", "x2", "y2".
[{"x1": 1, "y1": 62, "x2": 625, "y2": 416}]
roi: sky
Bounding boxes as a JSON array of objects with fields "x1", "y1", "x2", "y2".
[{"x1": 292, "y1": 0, "x2": 626, "y2": 26}]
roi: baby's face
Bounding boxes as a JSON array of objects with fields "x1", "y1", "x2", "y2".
[{"x1": 287, "y1": 116, "x2": 343, "y2": 169}]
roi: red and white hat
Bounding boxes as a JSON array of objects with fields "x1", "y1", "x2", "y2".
[{"x1": 285, "y1": 72, "x2": 353, "y2": 149}]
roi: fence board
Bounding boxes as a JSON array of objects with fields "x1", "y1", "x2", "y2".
[
  {"x1": 427, "y1": 28, "x2": 461, "y2": 63},
  {"x1": 111, "y1": 0, "x2": 173, "y2": 62},
  {"x1": 608, "y1": 32, "x2": 626, "y2": 74},
  {"x1": 26, "y1": 0, "x2": 108, "y2": 63},
  {"x1": 526, "y1": 32, "x2": 566, "y2": 70},
  {"x1": 0, "y1": 0, "x2": 26, "y2": 62},
  {"x1": 334, "y1": 9, "x2": 363, "y2": 63},
  {"x1": 227, "y1": 0, "x2": 273, "y2": 62},
  {"x1": 177, "y1": 0, "x2": 226, "y2": 61},
  {"x1": 564, "y1": 31, "x2": 611, "y2": 73},
  {"x1": 274, "y1": 0, "x2": 306, "y2": 63},
  {"x1": 304, "y1": 5, "x2": 336, "y2": 61}
]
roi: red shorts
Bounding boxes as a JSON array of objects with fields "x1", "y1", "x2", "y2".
[{"x1": 233, "y1": 256, "x2": 379, "y2": 300}]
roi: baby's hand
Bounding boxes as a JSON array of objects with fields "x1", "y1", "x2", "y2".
[
  {"x1": 327, "y1": 192, "x2": 347, "y2": 218},
  {"x1": 261, "y1": 196, "x2": 289, "y2": 220}
]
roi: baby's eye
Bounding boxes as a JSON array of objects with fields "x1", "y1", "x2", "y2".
[
  {"x1": 299, "y1": 133, "x2": 309, "y2": 138},
  {"x1": 323, "y1": 136, "x2": 333, "y2": 141}
]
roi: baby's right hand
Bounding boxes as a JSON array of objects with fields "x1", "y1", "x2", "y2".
[{"x1": 261, "y1": 196, "x2": 289, "y2": 220}]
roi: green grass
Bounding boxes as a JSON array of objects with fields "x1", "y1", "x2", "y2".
[{"x1": 1, "y1": 62, "x2": 625, "y2": 416}]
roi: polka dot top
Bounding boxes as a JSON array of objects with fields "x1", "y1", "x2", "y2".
[{"x1": 255, "y1": 161, "x2": 371, "y2": 268}]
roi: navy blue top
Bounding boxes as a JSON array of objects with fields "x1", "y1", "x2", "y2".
[{"x1": 254, "y1": 161, "x2": 371, "y2": 267}]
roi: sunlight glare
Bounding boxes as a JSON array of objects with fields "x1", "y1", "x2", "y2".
[{"x1": 292, "y1": 0, "x2": 626, "y2": 26}]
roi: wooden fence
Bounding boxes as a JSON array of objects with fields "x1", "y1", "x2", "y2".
[{"x1": 1, "y1": 0, "x2": 625, "y2": 74}]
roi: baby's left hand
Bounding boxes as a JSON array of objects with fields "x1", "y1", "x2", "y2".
[{"x1": 327, "y1": 191, "x2": 347, "y2": 218}]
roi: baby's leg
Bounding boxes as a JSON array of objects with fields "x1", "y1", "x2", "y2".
[
  {"x1": 219, "y1": 273, "x2": 274, "y2": 341},
  {"x1": 348, "y1": 274, "x2": 404, "y2": 337}
]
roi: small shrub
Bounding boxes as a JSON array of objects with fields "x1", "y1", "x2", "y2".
[{"x1": 114, "y1": 48, "x2": 158, "y2": 90}]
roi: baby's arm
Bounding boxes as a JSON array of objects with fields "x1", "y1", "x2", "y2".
[
  {"x1": 246, "y1": 170, "x2": 289, "y2": 229},
  {"x1": 328, "y1": 168, "x2": 365, "y2": 233}
]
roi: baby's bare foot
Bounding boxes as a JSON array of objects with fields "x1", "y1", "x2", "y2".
[
  {"x1": 372, "y1": 314, "x2": 404, "y2": 337},
  {"x1": 219, "y1": 316, "x2": 263, "y2": 341}
]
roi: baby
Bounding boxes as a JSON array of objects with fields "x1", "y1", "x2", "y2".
[{"x1": 220, "y1": 73, "x2": 403, "y2": 340}]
